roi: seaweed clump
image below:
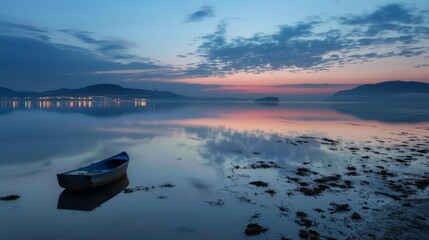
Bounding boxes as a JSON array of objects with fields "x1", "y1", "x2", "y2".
[
  {"x1": 329, "y1": 203, "x2": 351, "y2": 213},
  {"x1": 249, "y1": 181, "x2": 268, "y2": 187},
  {"x1": 265, "y1": 189, "x2": 277, "y2": 197},
  {"x1": 244, "y1": 223, "x2": 269, "y2": 236},
  {"x1": 0, "y1": 194, "x2": 20, "y2": 201},
  {"x1": 296, "y1": 167, "x2": 312, "y2": 176},
  {"x1": 299, "y1": 230, "x2": 320, "y2": 239},
  {"x1": 160, "y1": 183, "x2": 175, "y2": 188},
  {"x1": 294, "y1": 211, "x2": 315, "y2": 227},
  {"x1": 206, "y1": 199, "x2": 225, "y2": 206},
  {"x1": 246, "y1": 161, "x2": 282, "y2": 169}
]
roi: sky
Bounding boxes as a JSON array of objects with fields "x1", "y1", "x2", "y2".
[{"x1": 0, "y1": 0, "x2": 428, "y2": 99}]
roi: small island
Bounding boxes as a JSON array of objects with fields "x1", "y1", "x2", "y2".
[{"x1": 254, "y1": 97, "x2": 280, "y2": 102}]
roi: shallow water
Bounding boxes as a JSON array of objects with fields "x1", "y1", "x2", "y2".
[{"x1": 0, "y1": 101, "x2": 428, "y2": 239}]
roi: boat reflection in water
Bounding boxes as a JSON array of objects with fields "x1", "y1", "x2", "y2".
[{"x1": 57, "y1": 174, "x2": 129, "y2": 211}]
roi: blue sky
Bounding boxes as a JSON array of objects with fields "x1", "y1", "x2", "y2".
[{"x1": 0, "y1": 0, "x2": 428, "y2": 98}]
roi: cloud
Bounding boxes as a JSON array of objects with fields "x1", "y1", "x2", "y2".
[
  {"x1": 0, "y1": 21, "x2": 221, "y2": 95},
  {"x1": 340, "y1": 3, "x2": 422, "y2": 25},
  {"x1": 186, "y1": 21, "x2": 345, "y2": 76},
  {"x1": 185, "y1": 6, "x2": 215, "y2": 22},
  {"x1": 415, "y1": 64, "x2": 429, "y2": 68},
  {"x1": 186, "y1": 3, "x2": 429, "y2": 77},
  {"x1": 340, "y1": 3, "x2": 428, "y2": 37},
  {"x1": 277, "y1": 83, "x2": 358, "y2": 89},
  {"x1": 61, "y1": 29, "x2": 148, "y2": 63},
  {"x1": 0, "y1": 20, "x2": 177, "y2": 90},
  {"x1": 0, "y1": 19, "x2": 50, "y2": 40}
]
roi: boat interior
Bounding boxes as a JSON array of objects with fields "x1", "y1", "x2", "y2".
[{"x1": 67, "y1": 158, "x2": 127, "y2": 175}]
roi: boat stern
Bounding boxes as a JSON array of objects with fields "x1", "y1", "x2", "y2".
[{"x1": 57, "y1": 174, "x2": 92, "y2": 191}]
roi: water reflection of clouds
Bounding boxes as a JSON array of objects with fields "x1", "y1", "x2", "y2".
[
  {"x1": 184, "y1": 126, "x2": 337, "y2": 175},
  {"x1": 95, "y1": 127, "x2": 166, "y2": 135},
  {"x1": 187, "y1": 177, "x2": 214, "y2": 191}
]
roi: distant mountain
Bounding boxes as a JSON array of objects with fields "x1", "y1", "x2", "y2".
[
  {"x1": 42, "y1": 84, "x2": 185, "y2": 99},
  {"x1": 0, "y1": 87, "x2": 14, "y2": 96},
  {"x1": 254, "y1": 97, "x2": 280, "y2": 102},
  {"x1": 0, "y1": 84, "x2": 186, "y2": 100},
  {"x1": 0, "y1": 87, "x2": 39, "y2": 98},
  {"x1": 329, "y1": 81, "x2": 429, "y2": 102}
]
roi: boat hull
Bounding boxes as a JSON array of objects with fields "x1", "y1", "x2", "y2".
[{"x1": 57, "y1": 152, "x2": 129, "y2": 191}]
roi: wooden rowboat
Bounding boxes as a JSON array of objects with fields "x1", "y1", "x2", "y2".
[{"x1": 57, "y1": 152, "x2": 129, "y2": 191}]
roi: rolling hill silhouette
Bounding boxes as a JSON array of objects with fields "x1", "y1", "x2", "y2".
[
  {"x1": 329, "y1": 81, "x2": 429, "y2": 101},
  {"x1": 0, "y1": 84, "x2": 186, "y2": 100}
]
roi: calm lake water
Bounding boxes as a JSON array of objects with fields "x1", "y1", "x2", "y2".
[{"x1": 0, "y1": 100, "x2": 428, "y2": 240}]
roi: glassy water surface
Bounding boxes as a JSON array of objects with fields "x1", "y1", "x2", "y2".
[{"x1": 0, "y1": 101, "x2": 428, "y2": 239}]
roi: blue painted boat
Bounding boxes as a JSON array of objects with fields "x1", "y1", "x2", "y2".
[{"x1": 57, "y1": 152, "x2": 129, "y2": 191}]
